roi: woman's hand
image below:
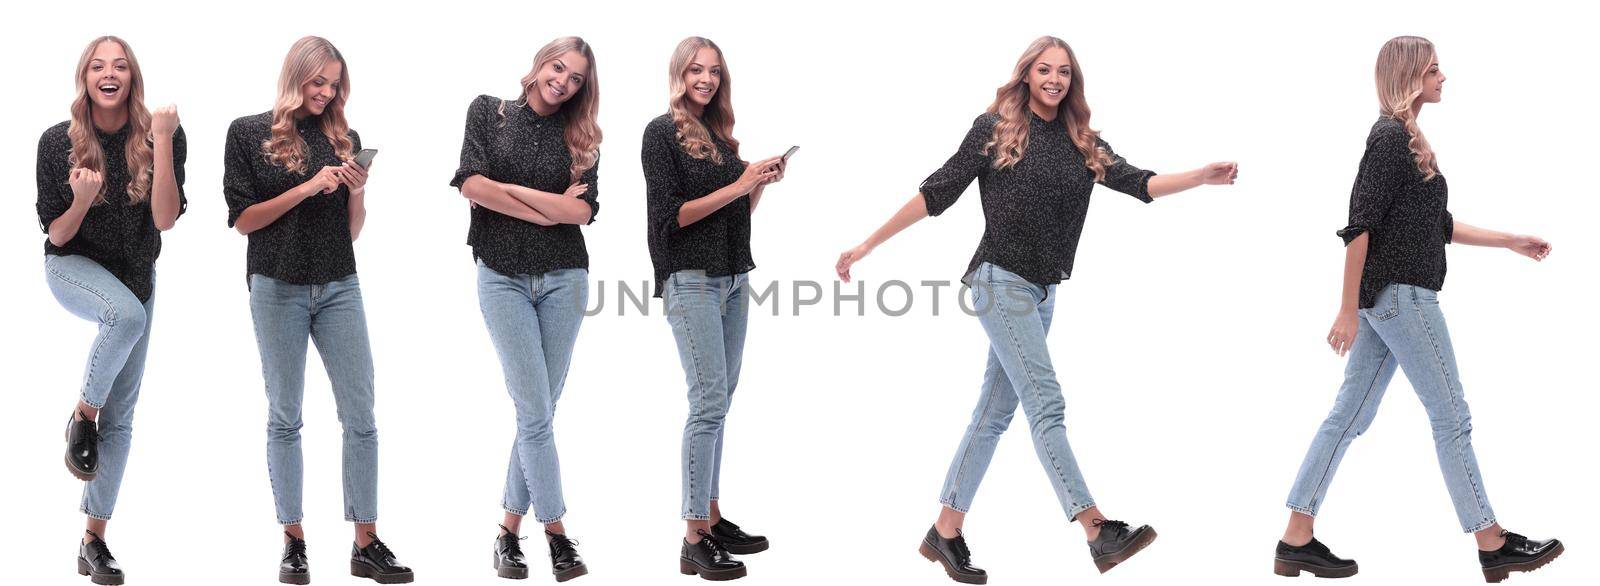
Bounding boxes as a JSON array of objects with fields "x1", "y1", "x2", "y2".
[
  {"x1": 334, "y1": 161, "x2": 369, "y2": 193},
  {"x1": 563, "y1": 182, "x2": 590, "y2": 198},
  {"x1": 301, "y1": 166, "x2": 343, "y2": 198},
  {"x1": 1199, "y1": 162, "x2": 1238, "y2": 185},
  {"x1": 836, "y1": 243, "x2": 873, "y2": 283},
  {"x1": 1327, "y1": 310, "x2": 1359, "y2": 357},
  {"x1": 1506, "y1": 234, "x2": 1551, "y2": 261},
  {"x1": 68, "y1": 168, "x2": 103, "y2": 206},
  {"x1": 762, "y1": 158, "x2": 787, "y2": 185},
  {"x1": 737, "y1": 156, "x2": 782, "y2": 194},
  {"x1": 151, "y1": 104, "x2": 180, "y2": 138}
]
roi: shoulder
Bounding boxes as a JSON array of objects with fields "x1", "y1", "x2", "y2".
[
  {"x1": 1367, "y1": 117, "x2": 1410, "y2": 149},
  {"x1": 38, "y1": 120, "x2": 71, "y2": 150},
  {"x1": 228, "y1": 111, "x2": 273, "y2": 137},
  {"x1": 645, "y1": 113, "x2": 676, "y2": 136},
  {"x1": 972, "y1": 112, "x2": 1001, "y2": 132},
  {"x1": 470, "y1": 94, "x2": 504, "y2": 117}
]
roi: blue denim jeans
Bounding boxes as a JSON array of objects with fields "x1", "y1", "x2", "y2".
[
  {"x1": 249, "y1": 274, "x2": 379, "y2": 525},
  {"x1": 939, "y1": 263, "x2": 1096, "y2": 521},
  {"x1": 45, "y1": 255, "x2": 156, "y2": 520},
  {"x1": 665, "y1": 270, "x2": 750, "y2": 520},
  {"x1": 477, "y1": 261, "x2": 587, "y2": 524},
  {"x1": 1286, "y1": 283, "x2": 1497, "y2": 533}
]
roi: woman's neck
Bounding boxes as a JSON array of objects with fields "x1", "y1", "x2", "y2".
[
  {"x1": 90, "y1": 103, "x2": 129, "y2": 133},
  {"x1": 1027, "y1": 99, "x2": 1057, "y2": 122}
]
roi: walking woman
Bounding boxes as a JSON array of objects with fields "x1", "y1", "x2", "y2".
[
  {"x1": 223, "y1": 36, "x2": 412, "y2": 585},
  {"x1": 451, "y1": 36, "x2": 600, "y2": 582},
  {"x1": 1274, "y1": 36, "x2": 1562, "y2": 584},
  {"x1": 835, "y1": 36, "x2": 1237, "y2": 583},
  {"x1": 39, "y1": 35, "x2": 185, "y2": 586},
  {"x1": 642, "y1": 36, "x2": 789, "y2": 581}
]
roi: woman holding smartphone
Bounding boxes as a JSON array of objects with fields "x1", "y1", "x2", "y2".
[
  {"x1": 1275, "y1": 36, "x2": 1562, "y2": 584},
  {"x1": 451, "y1": 36, "x2": 600, "y2": 583},
  {"x1": 38, "y1": 35, "x2": 184, "y2": 586},
  {"x1": 835, "y1": 36, "x2": 1236, "y2": 583},
  {"x1": 642, "y1": 36, "x2": 788, "y2": 581},
  {"x1": 223, "y1": 36, "x2": 411, "y2": 585}
]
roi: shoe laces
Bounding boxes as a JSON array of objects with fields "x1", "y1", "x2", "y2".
[
  {"x1": 71, "y1": 414, "x2": 99, "y2": 454},
  {"x1": 950, "y1": 533, "x2": 974, "y2": 561},
  {"x1": 695, "y1": 530, "x2": 729, "y2": 557},
  {"x1": 498, "y1": 526, "x2": 526, "y2": 556},
  {"x1": 1499, "y1": 530, "x2": 1528, "y2": 548},
  {"x1": 284, "y1": 534, "x2": 308, "y2": 560},
  {"x1": 364, "y1": 532, "x2": 398, "y2": 563},
  {"x1": 84, "y1": 531, "x2": 115, "y2": 563},
  {"x1": 1091, "y1": 519, "x2": 1129, "y2": 532},
  {"x1": 548, "y1": 532, "x2": 579, "y2": 559}
]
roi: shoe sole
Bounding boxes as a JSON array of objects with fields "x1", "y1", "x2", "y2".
[
  {"x1": 1483, "y1": 541, "x2": 1564, "y2": 583},
  {"x1": 492, "y1": 553, "x2": 528, "y2": 580},
  {"x1": 724, "y1": 539, "x2": 769, "y2": 555},
  {"x1": 77, "y1": 557, "x2": 123, "y2": 585},
  {"x1": 554, "y1": 562, "x2": 588, "y2": 582},
  {"x1": 679, "y1": 557, "x2": 746, "y2": 581},
  {"x1": 1093, "y1": 526, "x2": 1158, "y2": 574},
  {"x1": 279, "y1": 570, "x2": 311, "y2": 585},
  {"x1": 918, "y1": 540, "x2": 987, "y2": 584},
  {"x1": 1274, "y1": 558, "x2": 1359, "y2": 579},
  {"x1": 351, "y1": 560, "x2": 414, "y2": 584}
]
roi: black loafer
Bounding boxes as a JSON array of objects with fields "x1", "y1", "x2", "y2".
[
  {"x1": 709, "y1": 518, "x2": 768, "y2": 555},
  {"x1": 1087, "y1": 519, "x2": 1157, "y2": 574},
  {"x1": 77, "y1": 531, "x2": 123, "y2": 585},
  {"x1": 1480, "y1": 530, "x2": 1563, "y2": 583},
  {"x1": 350, "y1": 532, "x2": 414, "y2": 584},
  {"x1": 66, "y1": 410, "x2": 99, "y2": 481},
  {"x1": 493, "y1": 525, "x2": 529, "y2": 580},
  {"x1": 280, "y1": 532, "x2": 310, "y2": 585},
  {"x1": 680, "y1": 530, "x2": 745, "y2": 581},
  {"x1": 546, "y1": 530, "x2": 588, "y2": 582},
  {"x1": 1274, "y1": 538, "x2": 1357, "y2": 578},
  {"x1": 918, "y1": 526, "x2": 986, "y2": 584}
]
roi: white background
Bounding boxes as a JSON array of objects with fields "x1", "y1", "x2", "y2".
[{"x1": 3, "y1": 1, "x2": 1595, "y2": 584}]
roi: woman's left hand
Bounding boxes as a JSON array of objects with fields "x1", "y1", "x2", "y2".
[
  {"x1": 1508, "y1": 234, "x2": 1551, "y2": 261},
  {"x1": 1199, "y1": 162, "x2": 1238, "y2": 185},
  {"x1": 335, "y1": 161, "x2": 370, "y2": 192},
  {"x1": 762, "y1": 159, "x2": 786, "y2": 185}
]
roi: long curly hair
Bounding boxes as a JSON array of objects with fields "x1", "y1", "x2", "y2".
[
  {"x1": 263, "y1": 36, "x2": 354, "y2": 174},
  {"x1": 67, "y1": 36, "x2": 153, "y2": 204},
  {"x1": 667, "y1": 36, "x2": 739, "y2": 164},
  {"x1": 498, "y1": 36, "x2": 602, "y2": 182},
  {"x1": 985, "y1": 36, "x2": 1111, "y2": 181},
  {"x1": 1375, "y1": 35, "x2": 1440, "y2": 180}
]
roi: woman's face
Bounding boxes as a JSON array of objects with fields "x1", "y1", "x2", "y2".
[
  {"x1": 682, "y1": 47, "x2": 723, "y2": 109},
  {"x1": 529, "y1": 50, "x2": 589, "y2": 111},
  {"x1": 299, "y1": 59, "x2": 343, "y2": 116},
  {"x1": 1025, "y1": 46, "x2": 1072, "y2": 111},
  {"x1": 1420, "y1": 56, "x2": 1445, "y2": 103},
  {"x1": 85, "y1": 41, "x2": 131, "y2": 111}
]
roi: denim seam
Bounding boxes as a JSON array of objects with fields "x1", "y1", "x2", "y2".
[
  {"x1": 48, "y1": 263, "x2": 121, "y2": 408},
  {"x1": 997, "y1": 288, "x2": 1078, "y2": 512},
  {"x1": 502, "y1": 502, "x2": 529, "y2": 516},
  {"x1": 675, "y1": 298, "x2": 709, "y2": 520},
  {"x1": 1302, "y1": 342, "x2": 1391, "y2": 515},
  {"x1": 1411, "y1": 290, "x2": 1493, "y2": 528},
  {"x1": 938, "y1": 498, "x2": 971, "y2": 514},
  {"x1": 346, "y1": 515, "x2": 378, "y2": 524},
  {"x1": 79, "y1": 506, "x2": 113, "y2": 521}
]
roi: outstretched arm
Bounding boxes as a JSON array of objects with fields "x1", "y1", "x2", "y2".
[
  {"x1": 1451, "y1": 220, "x2": 1551, "y2": 260},
  {"x1": 1147, "y1": 162, "x2": 1238, "y2": 199},
  {"x1": 835, "y1": 193, "x2": 930, "y2": 282}
]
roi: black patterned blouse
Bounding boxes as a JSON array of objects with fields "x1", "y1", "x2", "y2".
[
  {"x1": 450, "y1": 95, "x2": 599, "y2": 277},
  {"x1": 223, "y1": 111, "x2": 361, "y2": 286},
  {"x1": 642, "y1": 113, "x2": 752, "y2": 297},
  {"x1": 36, "y1": 120, "x2": 188, "y2": 302},
  {"x1": 1336, "y1": 117, "x2": 1453, "y2": 309},
  {"x1": 920, "y1": 111, "x2": 1155, "y2": 288}
]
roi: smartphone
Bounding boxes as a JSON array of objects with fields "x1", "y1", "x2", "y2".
[
  {"x1": 353, "y1": 148, "x2": 379, "y2": 169},
  {"x1": 782, "y1": 145, "x2": 800, "y2": 162}
]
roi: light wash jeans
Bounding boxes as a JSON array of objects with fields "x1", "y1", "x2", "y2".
[
  {"x1": 939, "y1": 262, "x2": 1096, "y2": 521},
  {"x1": 477, "y1": 261, "x2": 587, "y2": 524},
  {"x1": 249, "y1": 274, "x2": 379, "y2": 525},
  {"x1": 1286, "y1": 283, "x2": 1496, "y2": 533},
  {"x1": 45, "y1": 255, "x2": 156, "y2": 520},
  {"x1": 665, "y1": 270, "x2": 749, "y2": 520}
]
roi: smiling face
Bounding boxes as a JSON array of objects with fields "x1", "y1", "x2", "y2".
[
  {"x1": 1025, "y1": 46, "x2": 1072, "y2": 114},
  {"x1": 1420, "y1": 56, "x2": 1445, "y2": 103},
  {"x1": 529, "y1": 50, "x2": 589, "y2": 111},
  {"x1": 299, "y1": 59, "x2": 342, "y2": 117},
  {"x1": 85, "y1": 40, "x2": 131, "y2": 111},
  {"x1": 683, "y1": 47, "x2": 723, "y2": 109}
]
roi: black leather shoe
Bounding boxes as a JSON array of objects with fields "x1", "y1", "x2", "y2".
[
  {"x1": 280, "y1": 532, "x2": 310, "y2": 584},
  {"x1": 1274, "y1": 538, "x2": 1357, "y2": 578},
  {"x1": 1480, "y1": 530, "x2": 1563, "y2": 583},
  {"x1": 1087, "y1": 519, "x2": 1158, "y2": 574},
  {"x1": 350, "y1": 532, "x2": 414, "y2": 584},
  {"x1": 680, "y1": 530, "x2": 746, "y2": 581},
  {"x1": 546, "y1": 530, "x2": 588, "y2": 582},
  {"x1": 918, "y1": 526, "x2": 986, "y2": 584},
  {"x1": 77, "y1": 531, "x2": 123, "y2": 585},
  {"x1": 493, "y1": 525, "x2": 529, "y2": 580},
  {"x1": 709, "y1": 518, "x2": 769, "y2": 555},
  {"x1": 66, "y1": 410, "x2": 99, "y2": 481}
]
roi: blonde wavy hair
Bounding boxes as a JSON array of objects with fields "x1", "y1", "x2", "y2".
[
  {"x1": 667, "y1": 36, "x2": 739, "y2": 164},
  {"x1": 986, "y1": 36, "x2": 1111, "y2": 181},
  {"x1": 1375, "y1": 36, "x2": 1440, "y2": 180},
  {"x1": 263, "y1": 36, "x2": 353, "y2": 174},
  {"x1": 498, "y1": 36, "x2": 602, "y2": 182},
  {"x1": 68, "y1": 36, "x2": 153, "y2": 204}
]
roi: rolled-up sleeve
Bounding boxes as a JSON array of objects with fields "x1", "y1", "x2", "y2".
[
  {"x1": 919, "y1": 114, "x2": 992, "y2": 216},
  {"x1": 1095, "y1": 137, "x2": 1155, "y2": 203},
  {"x1": 1338, "y1": 127, "x2": 1409, "y2": 244}
]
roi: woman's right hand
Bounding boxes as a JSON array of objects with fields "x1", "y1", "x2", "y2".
[
  {"x1": 1326, "y1": 310, "x2": 1359, "y2": 356},
  {"x1": 563, "y1": 183, "x2": 590, "y2": 198},
  {"x1": 68, "y1": 167, "x2": 103, "y2": 206},
  {"x1": 836, "y1": 243, "x2": 873, "y2": 283},
  {"x1": 300, "y1": 166, "x2": 343, "y2": 198},
  {"x1": 737, "y1": 156, "x2": 783, "y2": 194}
]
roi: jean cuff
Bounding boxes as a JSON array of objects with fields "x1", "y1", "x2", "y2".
[
  {"x1": 938, "y1": 499, "x2": 970, "y2": 514},
  {"x1": 80, "y1": 507, "x2": 113, "y2": 521},
  {"x1": 1067, "y1": 502, "x2": 1096, "y2": 523},
  {"x1": 346, "y1": 515, "x2": 379, "y2": 524},
  {"x1": 1285, "y1": 503, "x2": 1318, "y2": 517},
  {"x1": 535, "y1": 509, "x2": 567, "y2": 525},
  {"x1": 682, "y1": 513, "x2": 711, "y2": 521},
  {"x1": 279, "y1": 517, "x2": 305, "y2": 526},
  {"x1": 79, "y1": 394, "x2": 107, "y2": 410},
  {"x1": 1465, "y1": 518, "x2": 1498, "y2": 534}
]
